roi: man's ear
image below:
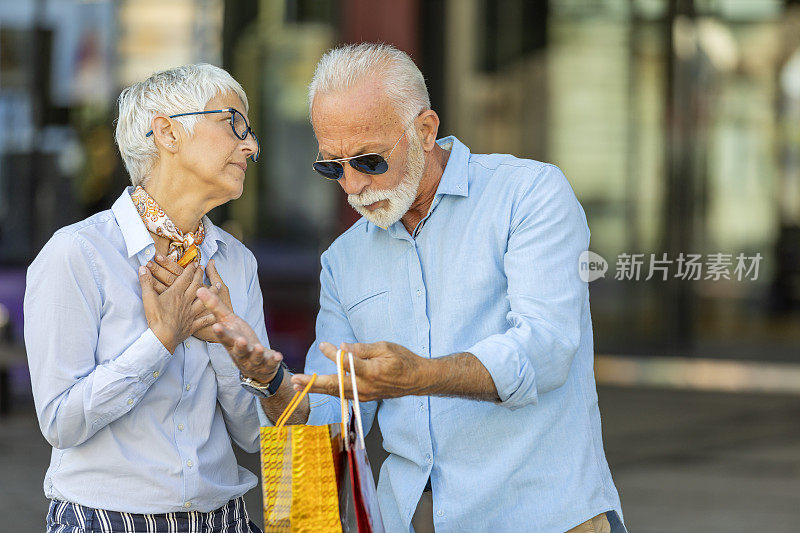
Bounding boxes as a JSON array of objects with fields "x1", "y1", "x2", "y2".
[
  {"x1": 151, "y1": 115, "x2": 179, "y2": 153},
  {"x1": 417, "y1": 110, "x2": 440, "y2": 151}
]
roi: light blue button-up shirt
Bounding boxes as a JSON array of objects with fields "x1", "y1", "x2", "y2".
[
  {"x1": 297, "y1": 137, "x2": 626, "y2": 532},
  {"x1": 24, "y1": 187, "x2": 268, "y2": 513}
]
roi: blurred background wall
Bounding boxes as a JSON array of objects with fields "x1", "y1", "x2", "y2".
[
  {"x1": 2, "y1": 0, "x2": 798, "y2": 372},
  {"x1": 1, "y1": 0, "x2": 800, "y2": 531}
]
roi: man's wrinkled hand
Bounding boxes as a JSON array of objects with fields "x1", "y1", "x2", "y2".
[
  {"x1": 290, "y1": 341, "x2": 429, "y2": 402},
  {"x1": 196, "y1": 286, "x2": 282, "y2": 384}
]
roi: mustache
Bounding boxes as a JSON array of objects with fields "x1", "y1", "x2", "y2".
[{"x1": 348, "y1": 188, "x2": 395, "y2": 207}]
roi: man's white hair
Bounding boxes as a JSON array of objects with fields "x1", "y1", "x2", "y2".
[
  {"x1": 308, "y1": 43, "x2": 430, "y2": 125},
  {"x1": 115, "y1": 63, "x2": 249, "y2": 186}
]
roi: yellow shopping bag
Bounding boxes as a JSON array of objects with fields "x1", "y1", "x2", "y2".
[{"x1": 260, "y1": 351, "x2": 384, "y2": 532}]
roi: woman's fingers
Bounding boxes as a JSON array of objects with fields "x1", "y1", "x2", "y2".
[
  {"x1": 154, "y1": 254, "x2": 183, "y2": 277},
  {"x1": 206, "y1": 259, "x2": 224, "y2": 287},
  {"x1": 190, "y1": 299, "x2": 207, "y2": 317},
  {"x1": 188, "y1": 264, "x2": 205, "y2": 292},
  {"x1": 138, "y1": 266, "x2": 159, "y2": 308},
  {"x1": 146, "y1": 261, "x2": 177, "y2": 287},
  {"x1": 152, "y1": 277, "x2": 168, "y2": 294},
  {"x1": 172, "y1": 262, "x2": 198, "y2": 292},
  {"x1": 191, "y1": 313, "x2": 216, "y2": 332}
]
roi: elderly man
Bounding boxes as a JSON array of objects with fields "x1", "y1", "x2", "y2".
[{"x1": 198, "y1": 43, "x2": 625, "y2": 533}]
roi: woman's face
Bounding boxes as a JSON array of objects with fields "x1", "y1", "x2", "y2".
[{"x1": 177, "y1": 92, "x2": 258, "y2": 201}]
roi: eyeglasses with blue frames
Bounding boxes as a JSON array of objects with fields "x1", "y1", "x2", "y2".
[
  {"x1": 311, "y1": 128, "x2": 408, "y2": 181},
  {"x1": 145, "y1": 108, "x2": 260, "y2": 162}
]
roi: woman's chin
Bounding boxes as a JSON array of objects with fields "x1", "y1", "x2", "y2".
[{"x1": 215, "y1": 173, "x2": 244, "y2": 201}]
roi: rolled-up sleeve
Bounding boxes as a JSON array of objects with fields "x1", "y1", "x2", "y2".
[
  {"x1": 24, "y1": 232, "x2": 172, "y2": 449},
  {"x1": 468, "y1": 165, "x2": 589, "y2": 410}
]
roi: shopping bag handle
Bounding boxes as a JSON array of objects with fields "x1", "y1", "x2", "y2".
[
  {"x1": 336, "y1": 349, "x2": 366, "y2": 450},
  {"x1": 336, "y1": 349, "x2": 349, "y2": 442},
  {"x1": 347, "y1": 352, "x2": 366, "y2": 449},
  {"x1": 274, "y1": 373, "x2": 317, "y2": 429}
]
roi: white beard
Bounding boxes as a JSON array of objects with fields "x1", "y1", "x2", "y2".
[{"x1": 347, "y1": 132, "x2": 425, "y2": 229}]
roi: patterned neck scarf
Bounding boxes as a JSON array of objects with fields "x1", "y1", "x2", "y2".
[{"x1": 131, "y1": 185, "x2": 205, "y2": 267}]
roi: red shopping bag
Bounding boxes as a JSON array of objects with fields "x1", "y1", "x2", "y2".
[{"x1": 339, "y1": 351, "x2": 384, "y2": 533}]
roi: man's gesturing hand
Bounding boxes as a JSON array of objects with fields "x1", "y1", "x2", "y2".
[
  {"x1": 291, "y1": 341, "x2": 429, "y2": 402},
  {"x1": 196, "y1": 287, "x2": 282, "y2": 384},
  {"x1": 139, "y1": 262, "x2": 211, "y2": 353}
]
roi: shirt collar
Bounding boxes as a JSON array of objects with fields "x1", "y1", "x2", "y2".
[
  {"x1": 111, "y1": 186, "x2": 227, "y2": 259},
  {"x1": 200, "y1": 215, "x2": 227, "y2": 259},
  {"x1": 433, "y1": 135, "x2": 470, "y2": 198},
  {"x1": 367, "y1": 135, "x2": 470, "y2": 235},
  {"x1": 112, "y1": 187, "x2": 154, "y2": 258}
]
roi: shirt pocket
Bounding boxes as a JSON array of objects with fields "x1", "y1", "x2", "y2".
[{"x1": 344, "y1": 289, "x2": 395, "y2": 343}]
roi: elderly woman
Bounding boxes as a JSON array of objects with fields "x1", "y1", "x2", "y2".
[{"x1": 24, "y1": 64, "x2": 278, "y2": 532}]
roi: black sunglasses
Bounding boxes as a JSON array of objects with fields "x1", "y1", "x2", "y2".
[
  {"x1": 145, "y1": 108, "x2": 260, "y2": 162},
  {"x1": 312, "y1": 128, "x2": 407, "y2": 181}
]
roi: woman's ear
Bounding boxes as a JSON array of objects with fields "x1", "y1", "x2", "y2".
[
  {"x1": 151, "y1": 115, "x2": 179, "y2": 153},
  {"x1": 417, "y1": 110, "x2": 440, "y2": 152}
]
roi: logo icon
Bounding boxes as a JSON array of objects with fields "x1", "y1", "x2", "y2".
[{"x1": 578, "y1": 251, "x2": 608, "y2": 282}]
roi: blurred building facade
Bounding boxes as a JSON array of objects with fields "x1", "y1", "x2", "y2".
[{"x1": 0, "y1": 0, "x2": 798, "y2": 380}]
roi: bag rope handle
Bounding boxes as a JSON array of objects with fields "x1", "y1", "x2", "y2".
[
  {"x1": 274, "y1": 373, "x2": 317, "y2": 429},
  {"x1": 336, "y1": 350, "x2": 349, "y2": 446},
  {"x1": 347, "y1": 352, "x2": 366, "y2": 450},
  {"x1": 336, "y1": 349, "x2": 366, "y2": 450}
]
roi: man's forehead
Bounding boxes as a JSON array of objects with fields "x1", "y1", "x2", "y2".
[
  {"x1": 314, "y1": 80, "x2": 400, "y2": 124},
  {"x1": 312, "y1": 93, "x2": 401, "y2": 154}
]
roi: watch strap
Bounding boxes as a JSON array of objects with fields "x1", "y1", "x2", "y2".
[
  {"x1": 241, "y1": 363, "x2": 286, "y2": 398},
  {"x1": 266, "y1": 363, "x2": 285, "y2": 394}
]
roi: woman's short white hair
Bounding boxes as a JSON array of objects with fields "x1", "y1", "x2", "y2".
[
  {"x1": 115, "y1": 63, "x2": 249, "y2": 186},
  {"x1": 308, "y1": 43, "x2": 430, "y2": 126}
]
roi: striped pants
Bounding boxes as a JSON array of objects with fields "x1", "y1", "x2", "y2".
[{"x1": 46, "y1": 497, "x2": 263, "y2": 533}]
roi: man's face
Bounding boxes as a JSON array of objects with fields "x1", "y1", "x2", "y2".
[{"x1": 312, "y1": 80, "x2": 425, "y2": 228}]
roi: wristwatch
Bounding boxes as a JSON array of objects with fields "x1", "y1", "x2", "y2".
[{"x1": 240, "y1": 363, "x2": 286, "y2": 398}]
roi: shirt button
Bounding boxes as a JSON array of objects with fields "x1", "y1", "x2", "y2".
[
  {"x1": 183, "y1": 502, "x2": 191, "y2": 509},
  {"x1": 152, "y1": 371, "x2": 159, "y2": 378},
  {"x1": 418, "y1": 403, "x2": 424, "y2": 411},
  {"x1": 177, "y1": 424, "x2": 185, "y2": 431},
  {"x1": 186, "y1": 460, "x2": 193, "y2": 467},
  {"x1": 145, "y1": 249, "x2": 152, "y2": 257},
  {"x1": 127, "y1": 399, "x2": 133, "y2": 405},
  {"x1": 425, "y1": 453, "x2": 432, "y2": 464},
  {"x1": 437, "y1": 510, "x2": 444, "y2": 517},
  {"x1": 416, "y1": 289, "x2": 423, "y2": 296},
  {"x1": 185, "y1": 384, "x2": 191, "y2": 391},
  {"x1": 184, "y1": 340, "x2": 190, "y2": 349}
]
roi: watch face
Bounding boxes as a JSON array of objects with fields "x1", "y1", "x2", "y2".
[{"x1": 242, "y1": 381, "x2": 271, "y2": 398}]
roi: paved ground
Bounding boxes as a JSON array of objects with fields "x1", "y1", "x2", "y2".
[{"x1": 2, "y1": 386, "x2": 800, "y2": 532}]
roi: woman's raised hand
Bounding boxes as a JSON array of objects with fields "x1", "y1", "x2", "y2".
[
  {"x1": 139, "y1": 262, "x2": 212, "y2": 353},
  {"x1": 146, "y1": 255, "x2": 229, "y2": 343}
]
